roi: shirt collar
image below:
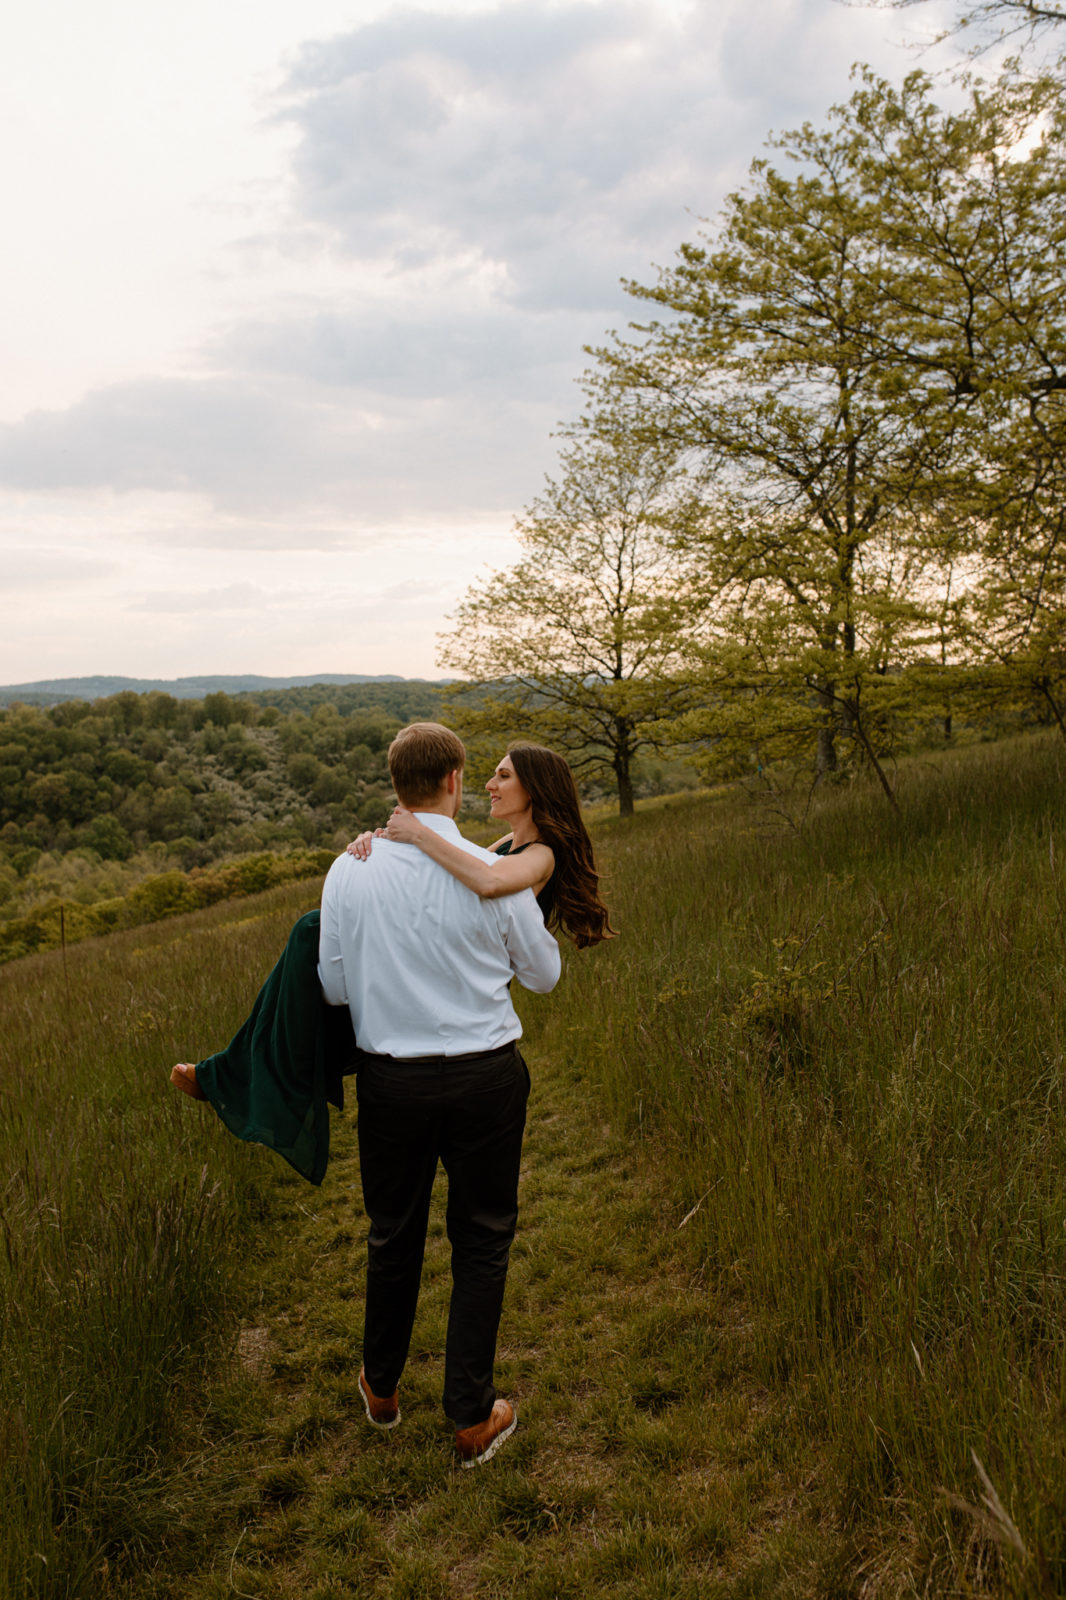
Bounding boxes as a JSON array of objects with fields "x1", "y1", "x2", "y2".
[{"x1": 411, "y1": 812, "x2": 463, "y2": 839}]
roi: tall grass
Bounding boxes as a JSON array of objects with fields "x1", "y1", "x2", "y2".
[
  {"x1": 528, "y1": 730, "x2": 1066, "y2": 1594},
  {"x1": 0, "y1": 881, "x2": 322, "y2": 1599},
  {"x1": 4, "y1": 733, "x2": 1064, "y2": 1596}
]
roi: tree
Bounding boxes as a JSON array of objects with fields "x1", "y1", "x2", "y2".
[
  {"x1": 439, "y1": 430, "x2": 703, "y2": 815},
  {"x1": 600, "y1": 66, "x2": 1066, "y2": 792},
  {"x1": 598, "y1": 74, "x2": 966, "y2": 798},
  {"x1": 852, "y1": 68, "x2": 1066, "y2": 737}
]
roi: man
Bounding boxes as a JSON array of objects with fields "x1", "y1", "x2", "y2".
[{"x1": 318, "y1": 722, "x2": 560, "y2": 1466}]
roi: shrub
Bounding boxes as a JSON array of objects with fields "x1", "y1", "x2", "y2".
[{"x1": 80, "y1": 815, "x2": 135, "y2": 861}]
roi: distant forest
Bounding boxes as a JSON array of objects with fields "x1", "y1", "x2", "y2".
[
  {"x1": 0, "y1": 673, "x2": 447, "y2": 707},
  {"x1": 0, "y1": 681, "x2": 445, "y2": 941}
]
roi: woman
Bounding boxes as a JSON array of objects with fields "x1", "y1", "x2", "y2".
[{"x1": 348, "y1": 742, "x2": 613, "y2": 949}]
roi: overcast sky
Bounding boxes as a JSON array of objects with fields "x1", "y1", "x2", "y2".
[{"x1": 0, "y1": 0, "x2": 967, "y2": 684}]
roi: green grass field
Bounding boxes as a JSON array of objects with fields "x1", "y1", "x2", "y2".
[{"x1": 1, "y1": 730, "x2": 1063, "y2": 1598}]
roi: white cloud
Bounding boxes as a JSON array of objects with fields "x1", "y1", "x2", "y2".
[
  {"x1": 0, "y1": 373, "x2": 560, "y2": 516},
  {"x1": 0, "y1": 0, "x2": 971, "y2": 678},
  {"x1": 278, "y1": 2, "x2": 730, "y2": 307},
  {"x1": 0, "y1": 0, "x2": 964, "y2": 526},
  {"x1": 220, "y1": 300, "x2": 583, "y2": 400},
  {"x1": 276, "y1": 0, "x2": 962, "y2": 310}
]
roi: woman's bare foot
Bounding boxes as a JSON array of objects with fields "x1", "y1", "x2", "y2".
[{"x1": 170, "y1": 1062, "x2": 207, "y2": 1101}]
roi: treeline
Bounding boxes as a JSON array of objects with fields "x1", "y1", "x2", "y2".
[
  {"x1": 441, "y1": 56, "x2": 1066, "y2": 814},
  {"x1": 0, "y1": 683, "x2": 442, "y2": 943},
  {"x1": 0, "y1": 675, "x2": 438, "y2": 710},
  {"x1": 241, "y1": 680, "x2": 452, "y2": 721}
]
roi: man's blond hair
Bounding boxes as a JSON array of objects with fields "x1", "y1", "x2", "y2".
[{"x1": 388, "y1": 722, "x2": 466, "y2": 806}]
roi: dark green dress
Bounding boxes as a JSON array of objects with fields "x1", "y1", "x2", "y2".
[{"x1": 194, "y1": 910, "x2": 354, "y2": 1186}]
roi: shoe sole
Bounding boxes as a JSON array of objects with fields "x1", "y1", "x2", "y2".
[
  {"x1": 460, "y1": 1410, "x2": 517, "y2": 1468},
  {"x1": 359, "y1": 1375, "x2": 400, "y2": 1431}
]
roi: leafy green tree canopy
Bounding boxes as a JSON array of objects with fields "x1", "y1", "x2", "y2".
[{"x1": 594, "y1": 64, "x2": 1066, "y2": 793}]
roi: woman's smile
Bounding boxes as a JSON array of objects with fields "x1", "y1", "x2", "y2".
[{"x1": 486, "y1": 756, "x2": 532, "y2": 822}]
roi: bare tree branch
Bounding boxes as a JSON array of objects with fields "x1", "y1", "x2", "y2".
[{"x1": 845, "y1": 0, "x2": 1066, "y2": 50}]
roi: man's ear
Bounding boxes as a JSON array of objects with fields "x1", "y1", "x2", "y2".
[{"x1": 445, "y1": 768, "x2": 461, "y2": 794}]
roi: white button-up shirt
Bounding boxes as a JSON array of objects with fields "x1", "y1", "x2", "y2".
[{"x1": 317, "y1": 812, "x2": 561, "y2": 1056}]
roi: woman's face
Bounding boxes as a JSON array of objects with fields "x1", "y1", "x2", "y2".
[{"x1": 486, "y1": 753, "x2": 532, "y2": 824}]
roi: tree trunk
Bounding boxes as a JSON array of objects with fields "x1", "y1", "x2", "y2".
[
  {"x1": 616, "y1": 762, "x2": 635, "y2": 815},
  {"x1": 813, "y1": 684, "x2": 838, "y2": 775},
  {"x1": 1038, "y1": 678, "x2": 1066, "y2": 746},
  {"x1": 850, "y1": 704, "x2": 900, "y2": 815},
  {"x1": 614, "y1": 725, "x2": 635, "y2": 816}
]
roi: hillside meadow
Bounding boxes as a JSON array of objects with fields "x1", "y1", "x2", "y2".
[{"x1": 1, "y1": 730, "x2": 1064, "y2": 1597}]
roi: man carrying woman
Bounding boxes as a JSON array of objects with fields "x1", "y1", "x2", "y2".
[
  {"x1": 175, "y1": 720, "x2": 613, "y2": 1465},
  {"x1": 318, "y1": 722, "x2": 560, "y2": 1467}
]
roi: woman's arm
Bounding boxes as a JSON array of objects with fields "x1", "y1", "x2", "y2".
[{"x1": 384, "y1": 807, "x2": 553, "y2": 899}]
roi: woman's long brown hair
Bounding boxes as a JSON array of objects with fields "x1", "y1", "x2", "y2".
[{"x1": 505, "y1": 743, "x2": 615, "y2": 948}]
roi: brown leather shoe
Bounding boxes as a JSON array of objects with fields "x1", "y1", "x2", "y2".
[
  {"x1": 170, "y1": 1063, "x2": 207, "y2": 1101},
  {"x1": 455, "y1": 1398, "x2": 516, "y2": 1467},
  {"x1": 359, "y1": 1367, "x2": 400, "y2": 1430}
]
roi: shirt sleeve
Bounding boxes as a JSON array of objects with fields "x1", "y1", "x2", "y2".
[
  {"x1": 317, "y1": 855, "x2": 349, "y2": 1007},
  {"x1": 498, "y1": 889, "x2": 561, "y2": 994}
]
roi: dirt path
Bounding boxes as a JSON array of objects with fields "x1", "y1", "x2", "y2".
[{"x1": 153, "y1": 1049, "x2": 833, "y2": 1600}]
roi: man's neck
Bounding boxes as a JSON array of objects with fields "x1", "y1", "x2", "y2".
[{"x1": 400, "y1": 768, "x2": 461, "y2": 820}]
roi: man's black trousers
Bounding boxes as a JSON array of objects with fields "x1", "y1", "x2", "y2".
[{"x1": 354, "y1": 1042, "x2": 530, "y2": 1429}]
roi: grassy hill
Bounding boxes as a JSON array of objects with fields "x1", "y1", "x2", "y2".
[{"x1": 1, "y1": 729, "x2": 1063, "y2": 1598}]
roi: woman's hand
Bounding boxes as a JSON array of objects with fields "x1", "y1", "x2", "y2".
[
  {"x1": 346, "y1": 829, "x2": 384, "y2": 860},
  {"x1": 346, "y1": 809, "x2": 430, "y2": 857},
  {"x1": 382, "y1": 806, "x2": 430, "y2": 846}
]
